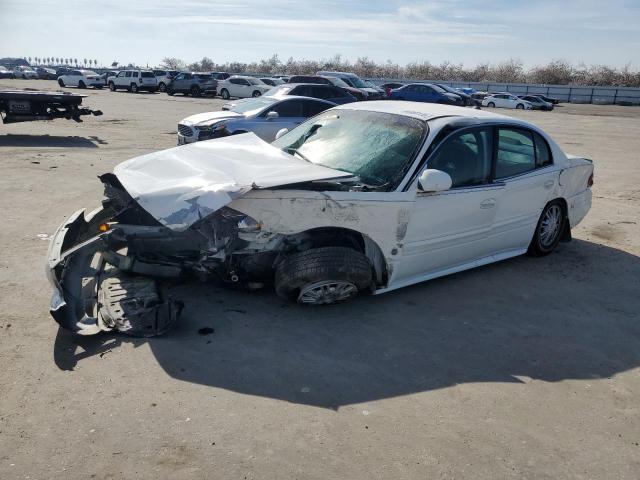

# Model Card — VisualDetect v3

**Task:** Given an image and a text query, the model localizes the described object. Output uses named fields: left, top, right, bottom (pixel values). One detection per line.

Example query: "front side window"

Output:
left=303, top=99, right=332, bottom=117
left=132, top=71, right=139, bottom=78
left=272, top=110, right=426, bottom=190
left=174, top=73, right=185, bottom=80
left=495, top=128, right=535, bottom=178
left=125, top=71, right=132, bottom=78
left=117, top=71, right=125, bottom=77
left=271, top=99, right=304, bottom=117
left=427, top=127, right=493, bottom=188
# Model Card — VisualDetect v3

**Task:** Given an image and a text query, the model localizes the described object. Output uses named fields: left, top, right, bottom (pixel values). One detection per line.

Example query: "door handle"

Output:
left=544, top=180, right=555, bottom=189
left=480, top=198, right=496, bottom=209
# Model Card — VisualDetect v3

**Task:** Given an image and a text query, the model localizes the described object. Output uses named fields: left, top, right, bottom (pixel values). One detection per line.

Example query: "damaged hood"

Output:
left=113, top=133, right=352, bottom=230
left=180, top=110, right=242, bottom=126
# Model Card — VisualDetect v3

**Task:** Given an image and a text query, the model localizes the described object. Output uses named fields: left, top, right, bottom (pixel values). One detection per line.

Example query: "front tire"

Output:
left=190, top=85, right=201, bottom=97
left=487, top=102, right=495, bottom=108
left=159, top=82, right=166, bottom=92
left=252, top=90, right=262, bottom=98
left=516, top=103, right=525, bottom=110
left=528, top=201, right=566, bottom=256
left=220, top=88, right=230, bottom=100
left=78, top=80, right=86, bottom=89
left=109, top=82, right=116, bottom=91
left=131, top=83, right=139, bottom=93
left=275, top=247, right=372, bottom=305
left=58, top=79, right=65, bottom=87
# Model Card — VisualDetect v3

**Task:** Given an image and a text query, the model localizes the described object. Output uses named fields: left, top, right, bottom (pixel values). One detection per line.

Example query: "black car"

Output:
left=435, top=84, right=481, bottom=107
left=0, top=66, right=14, bottom=79
left=288, top=75, right=366, bottom=101
left=534, top=94, right=560, bottom=105
left=35, top=67, right=57, bottom=80
left=269, top=83, right=357, bottom=105
left=520, top=95, right=554, bottom=111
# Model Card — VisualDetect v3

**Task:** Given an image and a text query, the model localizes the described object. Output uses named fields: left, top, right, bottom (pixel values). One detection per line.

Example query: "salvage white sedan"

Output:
left=47, top=102, right=593, bottom=336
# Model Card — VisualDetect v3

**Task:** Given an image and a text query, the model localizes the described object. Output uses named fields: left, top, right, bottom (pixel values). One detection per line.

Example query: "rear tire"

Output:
left=58, top=79, right=65, bottom=87
left=78, top=80, right=86, bottom=89
left=159, top=82, right=166, bottom=92
left=516, top=103, right=524, bottom=110
left=131, top=83, right=138, bottom=93
left=190, top=85, right=201, bottom=97
left=528, top=201, right=566, bottom=256
left=252, top=90, right=262, bottom=97
left=275, top=247, right=372, bottom=305
left=166, top=87, right=174, bottom=96
left=221, top=88, right=230, bottom=100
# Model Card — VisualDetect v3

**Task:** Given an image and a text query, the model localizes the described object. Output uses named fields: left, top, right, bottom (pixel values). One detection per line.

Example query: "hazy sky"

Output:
left=1, top=0, right=638, bottom=68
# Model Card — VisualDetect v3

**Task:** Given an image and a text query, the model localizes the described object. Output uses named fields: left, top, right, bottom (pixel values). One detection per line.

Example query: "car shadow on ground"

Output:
left=53, top=239, right=640, bottom=409
left=0, top=134, right=106, bottom=148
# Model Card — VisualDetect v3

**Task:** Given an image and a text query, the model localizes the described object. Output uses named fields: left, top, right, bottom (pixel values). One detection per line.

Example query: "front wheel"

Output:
left=516, top=103, right=525, bottom=110
left=78, top=80, right=86, bottom=89
left=275, top=247, right=372, bottom=305
left=528, top=201, right=566, bottom=256
left=190, top=85, right=201, bottom=97
left=130, top=83, right=139, bottom=93
left=108, top=82, right=116, bottom=91
left=487, top=102, right=495, bottom=108
left=159, top=82, right=166, bottom=92
left=58, top=79, right=65, bottom=87
left=220, top=88, right=230, bottom=100
left=252, top=90, right=262, bottom=98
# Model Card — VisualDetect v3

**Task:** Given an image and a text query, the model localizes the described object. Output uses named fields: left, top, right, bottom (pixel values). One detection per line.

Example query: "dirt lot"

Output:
left=1, top=79, right=639, bottom=479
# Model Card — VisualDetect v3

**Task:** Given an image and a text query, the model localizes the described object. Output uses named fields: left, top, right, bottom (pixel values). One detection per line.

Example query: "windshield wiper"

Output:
left=285, top=147, right=311, bottom=163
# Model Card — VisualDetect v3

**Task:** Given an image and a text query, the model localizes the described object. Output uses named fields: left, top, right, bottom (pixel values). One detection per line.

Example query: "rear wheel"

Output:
left=131, top=83, right=139, bottom=93
left=516, top=103, right=525, bottom=109
left=190, top=85, right=201, bottom=97
left=252, top=90, right=262, bottom=97
left=58, top=79, right=65, bottom=87
left=159, top=82, right=166, bottom=92
left=275, top=247, right=372, bottom=305
left=221, top=88, right=230, bottom=100
left=487, top=102, right=495, bottom=108
left=108, top=82, right=116, bottom=91
left=528, top=201, right=566, bottom=256
left=166, top=86, right=174, bottom=96
left=78, top=80, right=86, bottom=89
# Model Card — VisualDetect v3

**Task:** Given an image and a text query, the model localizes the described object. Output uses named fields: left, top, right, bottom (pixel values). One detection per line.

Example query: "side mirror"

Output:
left=418, top=169, right=452, bottom=192
left=275, top=128, right=289, bottom=140
left=266, top=111, right=279, bottom=120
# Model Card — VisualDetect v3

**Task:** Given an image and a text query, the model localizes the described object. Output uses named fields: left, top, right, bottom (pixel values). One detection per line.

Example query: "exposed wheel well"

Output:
left=550, top=197, right=572, bottom=242
left=283, top=227, right=388, bottom=287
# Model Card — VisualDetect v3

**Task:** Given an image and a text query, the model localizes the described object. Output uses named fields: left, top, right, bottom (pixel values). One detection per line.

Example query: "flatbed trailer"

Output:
left=0, top=90, right=102, bottom=124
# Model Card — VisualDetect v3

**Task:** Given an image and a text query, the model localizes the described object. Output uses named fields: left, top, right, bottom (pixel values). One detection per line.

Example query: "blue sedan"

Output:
left=388, top=83, right=462, bottom=105
left=177, top=96, right=336, bottom=145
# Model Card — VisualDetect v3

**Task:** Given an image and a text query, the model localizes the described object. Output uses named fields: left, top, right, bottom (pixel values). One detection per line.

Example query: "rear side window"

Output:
left=533, top=132, right=552, bottom=167
left=303, top=100, right=332, bottom=117
left=141, top=71, right=154, bottom=78
left=496, top=128, right=535, bottom=178
left=271, top=100, right=303, bottom=117
left=132, top=71, right=139, bottom=78
left=125, top=71, right=132, bottom=78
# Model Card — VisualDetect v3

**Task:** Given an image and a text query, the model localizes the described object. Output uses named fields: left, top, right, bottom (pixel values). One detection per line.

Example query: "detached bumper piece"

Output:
left=48, top=209, right=183, bottom=337
left=0, top=90, right=103, bottom=123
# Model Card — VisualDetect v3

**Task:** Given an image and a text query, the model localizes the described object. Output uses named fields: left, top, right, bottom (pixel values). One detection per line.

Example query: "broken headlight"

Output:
left=219, top=207, right=261, bottom=233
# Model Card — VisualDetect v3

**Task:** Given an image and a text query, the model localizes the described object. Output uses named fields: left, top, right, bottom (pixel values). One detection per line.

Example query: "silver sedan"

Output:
left=177, top=95, right=336, bottom=145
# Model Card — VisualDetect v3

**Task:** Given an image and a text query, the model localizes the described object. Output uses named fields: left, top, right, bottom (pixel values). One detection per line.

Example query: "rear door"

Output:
left=490, top=126, right=559, bottom=252
left=251, top=99, right=306, bottom=141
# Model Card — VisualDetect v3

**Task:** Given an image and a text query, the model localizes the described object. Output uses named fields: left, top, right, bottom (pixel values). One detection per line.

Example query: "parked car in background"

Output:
left=363, top=79, right=385, bottom=96
left=388, top=83, right=462, bottom=105
left=471, top=91, right=489, bottom=101
left=456, top=87, right=477, bottom=95
left=55, top=67, right=72, bottom=77
left=534, top=94, right=560, bottom=105
left=36, top=67, right=57, bottom=79
left=316, top=71, right=383, bottom=99
left=211, top=72, right=231, bottom=80
left=177, top=95, right=335, bottom=144
left=165, top=72, right=217, bottom=96
left=153, top=69, right=179, bottom=92
left=0, top=66, right=13, bottom=79
left=482, top=93, right=532, bottom=110
left=107, top=70, right=158, bottom=93
left=99, top=70, right=118, bottom=85
left=13, top=66, right=38, bottom=79
left=218, top=76, right=272, bottom=99
left=245, top=83, right=357, bottom=105
left=520, top=95, right=554, bottom=111
left=288, top=75, right=365, bottom=100
left=58, top=69, right=103, bottom=89
left=381, top=82, right=404, bottom=97
left=48, top=101, right=594, bottom=336
left=436, top=84, right=480, bottom=107
left=260, top=77, right=285, bottom=87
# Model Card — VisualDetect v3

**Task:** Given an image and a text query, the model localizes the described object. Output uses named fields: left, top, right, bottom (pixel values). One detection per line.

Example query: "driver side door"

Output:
left=392, top=126, right=504, bottom=284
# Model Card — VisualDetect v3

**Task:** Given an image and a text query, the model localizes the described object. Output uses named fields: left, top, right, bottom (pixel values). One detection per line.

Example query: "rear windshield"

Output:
left=141, top=71, right=155, bottom=78
left=196, top=74, right=212, bottom=81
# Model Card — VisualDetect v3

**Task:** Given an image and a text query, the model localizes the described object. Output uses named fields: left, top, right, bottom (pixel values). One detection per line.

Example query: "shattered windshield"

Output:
left=272, top=109, right=426, bottom=190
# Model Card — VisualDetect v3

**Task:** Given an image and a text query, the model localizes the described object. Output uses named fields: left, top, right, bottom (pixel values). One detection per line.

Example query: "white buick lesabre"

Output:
left=47, top=102, right=593, bottom=336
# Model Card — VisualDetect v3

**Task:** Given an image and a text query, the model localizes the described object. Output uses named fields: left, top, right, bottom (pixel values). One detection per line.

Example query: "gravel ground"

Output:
left=1, top=79, right=639, bottom=480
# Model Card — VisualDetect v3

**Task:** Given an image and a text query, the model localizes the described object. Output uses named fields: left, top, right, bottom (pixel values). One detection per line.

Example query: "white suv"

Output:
left=217, top=76, right=272, bottom=99
left=107, top=70, right=158, bottom=93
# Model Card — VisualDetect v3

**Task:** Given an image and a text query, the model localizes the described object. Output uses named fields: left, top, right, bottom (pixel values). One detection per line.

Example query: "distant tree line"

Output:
left=161, top=54, right=640, bottom=88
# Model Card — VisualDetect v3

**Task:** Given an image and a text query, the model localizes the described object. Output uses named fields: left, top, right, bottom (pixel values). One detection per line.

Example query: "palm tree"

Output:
left=74, top=58, right=78, bottom=67
left=94, top=59, right=98, bottom=68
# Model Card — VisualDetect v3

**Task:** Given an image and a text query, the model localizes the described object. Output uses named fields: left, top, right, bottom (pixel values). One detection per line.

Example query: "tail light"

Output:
left=587, top=173, right=594, bottom=187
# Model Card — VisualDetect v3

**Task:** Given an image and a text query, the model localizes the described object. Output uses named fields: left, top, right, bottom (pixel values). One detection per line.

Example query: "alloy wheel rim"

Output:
left=298, top=281, right=358, bottom=305
left=540, top=205, right=562, bottom=247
